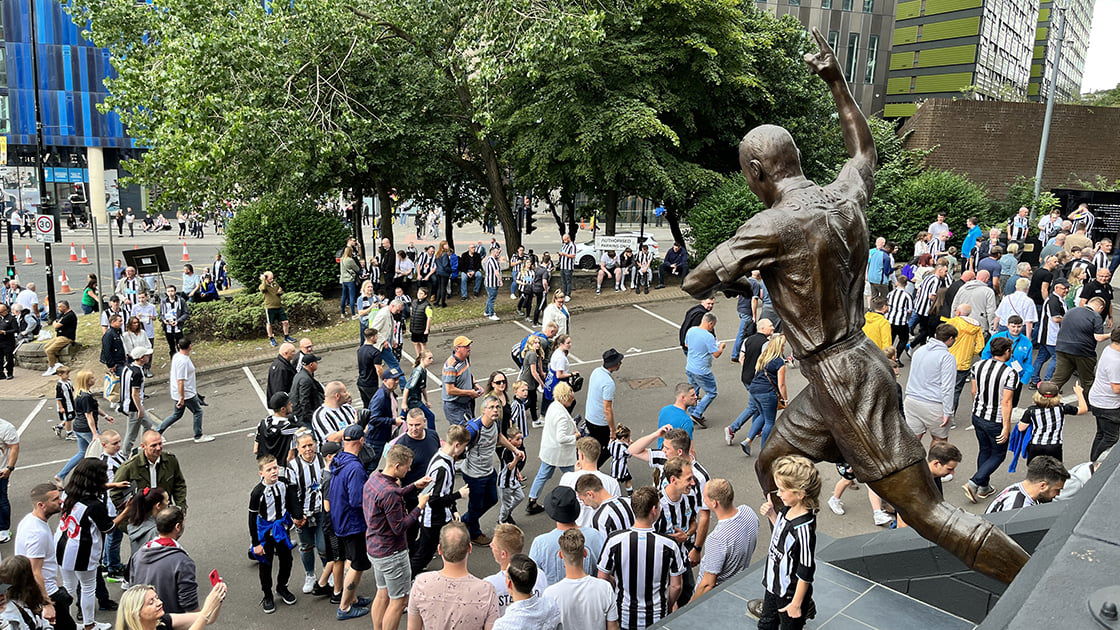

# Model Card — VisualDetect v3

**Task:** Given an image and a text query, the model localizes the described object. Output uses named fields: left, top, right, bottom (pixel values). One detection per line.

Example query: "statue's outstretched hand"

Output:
left=804, top=27, right=843, bottom=83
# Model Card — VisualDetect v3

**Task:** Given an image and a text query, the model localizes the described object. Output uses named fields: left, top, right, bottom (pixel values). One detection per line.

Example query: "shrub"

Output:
left=867, top=168, right=995, bottom=256
left=185, top=291, right=329, bottom=340
left=224, top=195, right=350, bottom=294
left=685, top=175, right=766, bottom=261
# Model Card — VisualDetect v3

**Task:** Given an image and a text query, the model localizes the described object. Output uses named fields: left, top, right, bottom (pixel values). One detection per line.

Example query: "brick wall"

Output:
left=899, top=99, right=1120, bottom=196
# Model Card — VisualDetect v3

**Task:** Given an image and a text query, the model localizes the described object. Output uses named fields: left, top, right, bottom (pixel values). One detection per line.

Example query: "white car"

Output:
left=574, top=232, right=659, bottom=270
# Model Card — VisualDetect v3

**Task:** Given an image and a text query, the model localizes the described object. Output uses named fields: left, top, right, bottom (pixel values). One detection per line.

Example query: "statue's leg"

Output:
left=868, top=462, right=1029, bottom=584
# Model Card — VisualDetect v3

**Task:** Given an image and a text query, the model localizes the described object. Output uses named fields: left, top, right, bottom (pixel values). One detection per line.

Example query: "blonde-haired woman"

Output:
left=115, top=582, right=227, bottom=630
left=738, top=334, right=789, bottom=457
left=540, top=290, right=570, bottom=335
left=55, top=369, right=114, bottom=483
left=525, top=382, right=579, bottom=515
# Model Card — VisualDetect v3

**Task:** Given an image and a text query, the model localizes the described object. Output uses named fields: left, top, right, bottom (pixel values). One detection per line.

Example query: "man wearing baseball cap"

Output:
left=442, top=336, right=482, bottom=426
left=327, top=423, right=373, bottom=620
left=290, top=353, right=324, bottom=428
left=120, top=346, right=155, bottom=453
left=365, top=366, right=405, bottom=471
left=584, top=348, right=624, bottom=466
left=254, top=392, right=301, bottom=463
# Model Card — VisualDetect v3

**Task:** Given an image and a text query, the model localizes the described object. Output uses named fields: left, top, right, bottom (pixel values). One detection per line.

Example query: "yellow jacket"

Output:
left=863, top=312, right=892, bottom=351
left=945, top=315, right=985, bottom=371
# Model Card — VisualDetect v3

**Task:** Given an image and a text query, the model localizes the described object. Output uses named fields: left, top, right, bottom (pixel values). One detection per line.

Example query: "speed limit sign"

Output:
left=35, top=214, right=57, bottom=243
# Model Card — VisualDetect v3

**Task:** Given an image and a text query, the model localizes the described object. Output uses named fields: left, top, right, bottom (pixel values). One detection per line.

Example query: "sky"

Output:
left=1081, top=0, right=1120, bottom=93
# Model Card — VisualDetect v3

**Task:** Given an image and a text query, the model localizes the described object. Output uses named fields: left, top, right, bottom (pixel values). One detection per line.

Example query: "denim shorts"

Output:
left=371, top=548, right=411, bottom=599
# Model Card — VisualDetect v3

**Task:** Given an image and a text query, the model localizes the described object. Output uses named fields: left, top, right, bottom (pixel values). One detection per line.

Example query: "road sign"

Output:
left=34, top=214, right=57, bottom=243
left=594, top=235, right=638, bottom=252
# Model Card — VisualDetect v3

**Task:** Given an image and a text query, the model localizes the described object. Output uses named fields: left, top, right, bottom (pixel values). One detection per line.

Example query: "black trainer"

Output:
left=262, top=595, right=276, bottom=614
left=311, top=583, right=332, bottom=597
left=276, top=586, right=297, bottom=605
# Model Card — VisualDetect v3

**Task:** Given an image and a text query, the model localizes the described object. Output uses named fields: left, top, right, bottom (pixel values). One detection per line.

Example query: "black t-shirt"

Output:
left=157, top=613, right=173, bottom=629
left=740, top=333, right=770, bottom=385
left=356, top=344, right=382, bottom=388
left=1080, top=280, right=1113, bottom=314
left=1055, top=306, right=1104, bottom=357
left=1027, top=268, right=1053, bottom=305
left=74, top=392, right=98, bottom=433
left=57, top=310, right=78, bottom=339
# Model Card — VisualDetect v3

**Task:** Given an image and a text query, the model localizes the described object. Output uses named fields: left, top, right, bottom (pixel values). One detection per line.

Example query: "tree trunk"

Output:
left=546, top=194, right=565, bottom=236
left=666, top=204, right=686, bottom=249
left=604, top=189, right=619, bottom=236
left=443, top=184, right=459, bottom=251
left=375, top=181, right=394, bottom=246
left=351, top=186, right=367, bottom=259
left=561, top=186, right=578, bottom=241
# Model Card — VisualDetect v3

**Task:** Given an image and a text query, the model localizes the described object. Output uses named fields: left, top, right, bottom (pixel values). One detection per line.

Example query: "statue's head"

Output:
left=739, top=124, right=804, bottom=207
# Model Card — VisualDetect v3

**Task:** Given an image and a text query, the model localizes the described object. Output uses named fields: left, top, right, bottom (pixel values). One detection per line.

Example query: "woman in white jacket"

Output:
left=525, top=382, right=579, bottom=515
left=540, top=290, right=570, bottom=335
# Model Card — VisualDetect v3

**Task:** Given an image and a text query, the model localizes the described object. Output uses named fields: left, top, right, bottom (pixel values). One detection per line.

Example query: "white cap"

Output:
left=130, top=347, right=154, bottom=360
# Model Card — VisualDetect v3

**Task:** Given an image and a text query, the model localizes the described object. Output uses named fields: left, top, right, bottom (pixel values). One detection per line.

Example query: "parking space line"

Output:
left=243, top=367, right=267, bottom=411
left=17, top=400, right=47, bottom=437
left=401, top=349, right=440, bottom=383
left=633, top=304, right=678, bottom=330
left=513, top=320, right=583, bottom=362
left=19, top=425, right=256, bottom=470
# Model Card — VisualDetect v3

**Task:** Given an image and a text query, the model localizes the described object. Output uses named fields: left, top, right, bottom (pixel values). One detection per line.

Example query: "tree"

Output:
left=1066, top=83, right=1120, bottom=108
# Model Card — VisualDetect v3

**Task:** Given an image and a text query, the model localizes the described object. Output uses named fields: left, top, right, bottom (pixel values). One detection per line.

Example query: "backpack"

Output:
left=511, top=332, right=546, bottom=367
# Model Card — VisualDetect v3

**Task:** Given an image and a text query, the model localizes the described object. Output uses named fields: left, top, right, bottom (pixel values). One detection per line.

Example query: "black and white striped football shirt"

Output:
left=483, top=256, right=502, bottom=288
left=636, top=250, right=654, bottom=270
left=311, top=403, right=358, bottom=444
left=886, top=287, right=913, bottom=326
left=971, top=358, right=1018, bottom=422
left=1094, top=249, right=1110, bottom=271
left=56, top=499, right=115, bottom=572
left=510, top=399, right=529, bottom=439
left=597, top=527, right=686, bottom=630
left=286, top=454, right=325, bottom=516
left=917, top=274, right=946, bottom=317
left=608, top=440, right=631, bottom=481
left=558, top=242, right=576, bottom=271
left=985, top=482, right=1036, bottom=513
left=416, top=251, right=435, bottom=278
left=762, top=509, right=816, bottom=600
left=1034, top=294, right=1066, bottom=346
left=1023, top=403, right=1077, bottom=446
left=118, top=364, right=145, bottom=414
left=1070, top=259, right=1096, bottom=280
left=422, top=451, right=457, bottom=527
left=497, top=448, right=523, bottom=489
left=656, top=491, right=697, bottom=552
left=591, top=496, right=635, bottom=538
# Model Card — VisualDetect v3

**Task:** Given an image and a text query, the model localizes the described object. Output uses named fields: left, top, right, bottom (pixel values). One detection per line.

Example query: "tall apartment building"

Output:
left=884, top=0, right=1095, bottom=118
left=753, top=0, right=899, bottom=115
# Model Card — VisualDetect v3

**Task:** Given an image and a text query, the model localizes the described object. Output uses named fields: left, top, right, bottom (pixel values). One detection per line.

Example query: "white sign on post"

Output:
left=594, top=235, right=638, bottom=253
left=34, top=214, right=56, bottom=243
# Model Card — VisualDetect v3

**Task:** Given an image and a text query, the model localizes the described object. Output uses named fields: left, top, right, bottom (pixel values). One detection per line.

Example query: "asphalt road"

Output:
left=0, top=295, right=1099, bottom=629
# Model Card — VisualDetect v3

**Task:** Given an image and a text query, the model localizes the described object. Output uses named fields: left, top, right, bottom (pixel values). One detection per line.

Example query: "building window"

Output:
left=828, top=30, right=840, bottom=52
left=0, top=95, right=9, bottom=134
left=0, top=49, right=6, bottom=88
left=863, top=0, right=873, bottom=11
left=789, top=0, right=800, bottom=4
left=865, top=35, right=878, bottom=83
left=845, top=32, right=860, bottom=82
left=822, top=0, right=832, bottom=6
left=842, top=0, right=853, bottom=9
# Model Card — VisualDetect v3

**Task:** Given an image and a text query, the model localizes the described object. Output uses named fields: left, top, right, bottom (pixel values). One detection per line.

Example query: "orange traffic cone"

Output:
left=58, top=271, right=73, bottom=294
left=78, top=246, right=91, bottom=265
left=22, top=245, right=34, bottom=265
left=181, top=242, right=191, bottom=262
left=69, top=243, right=78, bottom=262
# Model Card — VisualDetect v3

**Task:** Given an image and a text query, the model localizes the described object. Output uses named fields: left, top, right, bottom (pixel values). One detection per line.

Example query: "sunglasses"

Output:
left=493, top=380, right=507, bottom=385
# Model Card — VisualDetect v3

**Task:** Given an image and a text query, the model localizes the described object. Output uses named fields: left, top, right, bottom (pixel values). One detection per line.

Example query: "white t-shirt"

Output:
left=15, top=514, right=58, bottom=594
left=15, top=289, right=38, bottom=312
left=543, top=575, right=618, bottom=629
left=549, top=349, right=569, bottom=375
left=0, top=419, right=19, bottom=463
left=558, top=469, right=621, bottom=528
left=1089, top=346, right=1120, bottom=409
left=484, top=569, right=549, bottom=617
left=169, top=353, right=197, bottom=401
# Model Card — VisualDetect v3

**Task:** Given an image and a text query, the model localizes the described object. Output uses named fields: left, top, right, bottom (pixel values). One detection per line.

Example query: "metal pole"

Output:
left=28, top=0, right=57, bottom=321
left=91, top=214, right=105, bottom=305
left=1031, top=3, right=1067, bottom=225
left=3, top=219, right=12, bottom=278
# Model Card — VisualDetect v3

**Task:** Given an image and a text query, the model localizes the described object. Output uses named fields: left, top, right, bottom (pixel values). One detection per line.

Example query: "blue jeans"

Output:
left=461, top=472, right=498, bottom=538
left=686, top=371, right=718, bottom=418
left=969, top=416, right=1005, bottom=490
left=561, top=269, right=573, bottom=297
left=729, top=386, right=755, bottom=433
left=58, top=431, right=93, bottom=479
left=510, top=274, right=519, bottom=298
left=529, top=463, right=573, bottom=500
left=460, top=272, right=482, bottom=298
left=158, top=396, right=205, bottom=439
left=746, top=390, right=778, bottom=448
left=381, top=345, right=401, bottom=372
left=0, top=475, right=9, bottom=531
left=340, top=281, right=358, bottom=315
left=102, top=529, right=124, bottom=573
left=485, top=286, right=498, bottom=316
left=733, top=315, right=753, bottom=361
left=297, top=520, right=326, bottom=575
left=1032, top=344, right=1057, bottom=384
left=80, top=304, right=96, bottom=315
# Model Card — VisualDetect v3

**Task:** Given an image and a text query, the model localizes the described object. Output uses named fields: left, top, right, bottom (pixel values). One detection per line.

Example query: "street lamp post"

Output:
left=1030, top=1, right=1068, bottom=226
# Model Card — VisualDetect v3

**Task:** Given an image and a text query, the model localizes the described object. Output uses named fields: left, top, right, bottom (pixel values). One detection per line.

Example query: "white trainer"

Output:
left=193, top=435, right=216, bottom=443
left=873, top=510, right=893, bottom=526
left=827, top=496, right=845, bottom=515
left=303, top=573, right=316, bottom=594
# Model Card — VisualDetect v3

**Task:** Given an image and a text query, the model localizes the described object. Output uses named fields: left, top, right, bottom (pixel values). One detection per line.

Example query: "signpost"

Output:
left=34, top=214, right=56, bottom=243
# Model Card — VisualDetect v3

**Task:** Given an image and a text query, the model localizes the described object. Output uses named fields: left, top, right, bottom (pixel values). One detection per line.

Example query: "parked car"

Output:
left=574, top=232, right=659, bottom=270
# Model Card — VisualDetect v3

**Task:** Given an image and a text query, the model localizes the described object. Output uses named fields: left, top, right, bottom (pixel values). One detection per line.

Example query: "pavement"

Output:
left=0, top=292, right=1098, bottom=629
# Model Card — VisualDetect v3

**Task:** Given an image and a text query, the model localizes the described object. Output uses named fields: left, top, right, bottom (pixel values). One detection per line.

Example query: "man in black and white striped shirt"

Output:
left=655, top=457, right=699, bottom=606
left=557, top=234, right=576, bottom=299
left=634, top=244, right=655, bottom=294
left=597, top=486, right=685, bottom=630
left=963, top=337, right=1017, bottom=503
left=483, top=247, right=502, bottom=321
left=120, top=347, right=154, bottom=453
left=577, top=474, right=634, bottom=538
left=1094, top=239, right=1112, bottom=272
left=410, top=425, right=470, bottom=576
left=885, top=275, right=913, bottom=363
left=286, top=430, right=328, bottom=593
left=310, top=381, right=358, bottom=445
left=985, top=455, right=1069, bottom=513
left=416, top=246, right=436, bottom=295
left=1031, top=280, right=1068, bottom=387
left=912, top=263, right=949, bottom=348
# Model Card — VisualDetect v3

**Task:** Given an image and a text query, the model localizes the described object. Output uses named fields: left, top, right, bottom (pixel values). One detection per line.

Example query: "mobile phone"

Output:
left=209, top=569, right=222, bottom=586
left=420, top=483, right=436, bottom=497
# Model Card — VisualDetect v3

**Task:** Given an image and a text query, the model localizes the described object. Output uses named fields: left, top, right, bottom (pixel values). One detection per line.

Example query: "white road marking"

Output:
left=401, top=349, right=440, bottom=383
left=632, top=304, right=678, bottom=329
left=17, top=400, right=47, bottom=437
left=20, top=425, right=257, bottom=470
left=243, top=366, right=268, bottom=411
left=513, top=319, right=582, bottom=362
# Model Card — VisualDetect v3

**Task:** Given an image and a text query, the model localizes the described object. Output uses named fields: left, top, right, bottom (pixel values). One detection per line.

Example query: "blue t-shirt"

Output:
left=584, top=366, right=616, bottom=427
left=684, top=326, right=718, bottom=375
left=657, top=404, right=693, bottom=447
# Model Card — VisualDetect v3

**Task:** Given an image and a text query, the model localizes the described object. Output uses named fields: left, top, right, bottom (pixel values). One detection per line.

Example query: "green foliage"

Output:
left=868, top=169, right=994, bottom=255
left=1073, top=175, right=1120, bottom=192
left=185, top=291, right=329, bottom=341
left=1066, top=83, right=1120, bottom=108
left=684, top=175, right=765, bottom=261
left=223, top=196, right=349, bottom=294
left=1002, top=176, right=1059, bottom=217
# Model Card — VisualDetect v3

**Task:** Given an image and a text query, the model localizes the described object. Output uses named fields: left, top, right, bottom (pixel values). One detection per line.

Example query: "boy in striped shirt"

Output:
left=497, top=429, right=526, bottom=525
left=410, top=425, right=471, bottom=577
left=607, top=424, right=633, bottom=495
left=885, top=276, right=912, bottom=363
left=986, top=455, right=1069, bottom=514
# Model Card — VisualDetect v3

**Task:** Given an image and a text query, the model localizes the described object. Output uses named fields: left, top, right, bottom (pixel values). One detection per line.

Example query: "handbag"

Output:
left=569, top=372, right=584, bottom=392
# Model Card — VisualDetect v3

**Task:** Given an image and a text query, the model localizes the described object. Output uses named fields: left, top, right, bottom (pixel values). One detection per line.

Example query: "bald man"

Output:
left=952, top=270, right=998, bottom=333
left=112, top=430, right=188, bottom=510
left=267, top=342, right=298, bottom=401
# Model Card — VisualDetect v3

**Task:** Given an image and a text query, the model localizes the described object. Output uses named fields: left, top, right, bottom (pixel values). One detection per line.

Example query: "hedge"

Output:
left=184, top=291, right=329, bottom=340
